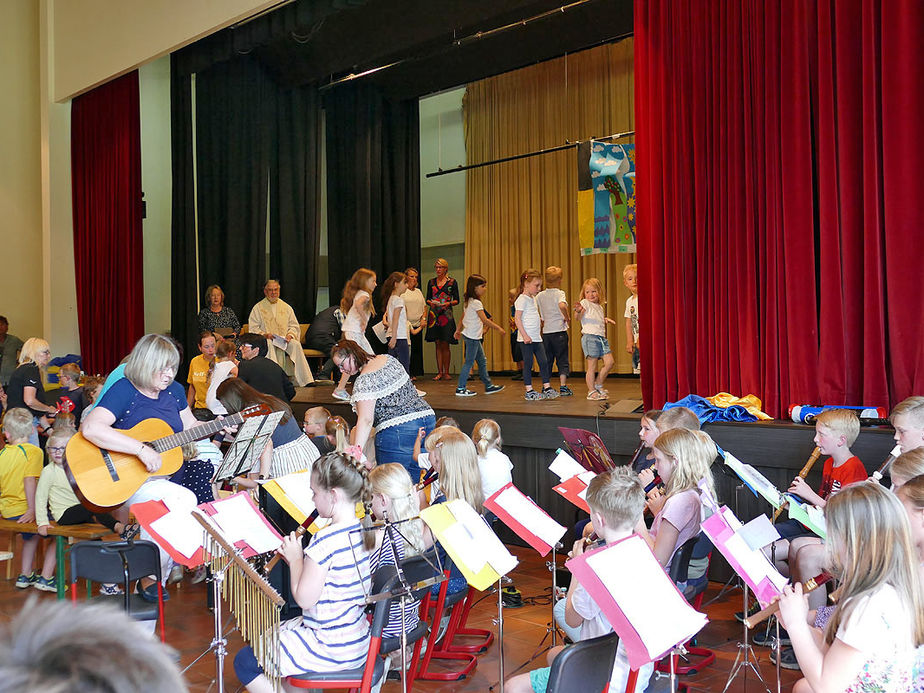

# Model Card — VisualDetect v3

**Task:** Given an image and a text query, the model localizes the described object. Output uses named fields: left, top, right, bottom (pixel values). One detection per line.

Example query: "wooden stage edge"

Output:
left=292, top=374, right=896, bottom=580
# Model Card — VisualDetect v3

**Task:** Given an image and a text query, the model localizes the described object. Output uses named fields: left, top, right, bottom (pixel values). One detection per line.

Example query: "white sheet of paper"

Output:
left=272, top=335, right=288, bottom=349
left=150, top=511, right=204, bottom=559
left=578, top=470, right=597, bottom=485
left=441, top=523, right=487, bottom=573
left=724, top=533, right=787, bottom=593
left=211, top=494, right=281, bottom=554
left=585, top=536, right=707, bottom=659
left=549, top=449, right=587, bottom=480
left=274, top=471, right=316, bottom=517
left=739, top=514, right=781, bottom=551
left=493, top=487, right=567, bottom=548
left=724, top=453, right=783, bottom=507
left=447, top=500, right=518, bottom=576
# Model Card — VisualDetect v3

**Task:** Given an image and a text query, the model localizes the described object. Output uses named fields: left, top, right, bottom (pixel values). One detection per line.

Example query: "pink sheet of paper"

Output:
left=700, top=507, right=782, bottom=607
left=566, top=534, right=707, bottom=671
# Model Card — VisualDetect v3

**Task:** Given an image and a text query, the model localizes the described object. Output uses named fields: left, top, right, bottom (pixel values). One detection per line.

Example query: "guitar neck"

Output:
left=149, top=411, right=244, bottom=453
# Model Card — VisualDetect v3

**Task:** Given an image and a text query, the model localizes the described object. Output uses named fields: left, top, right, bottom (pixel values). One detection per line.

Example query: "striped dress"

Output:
left=278, top=521, right=372, bottom=676
left=371, top=529, right=421, bottom=638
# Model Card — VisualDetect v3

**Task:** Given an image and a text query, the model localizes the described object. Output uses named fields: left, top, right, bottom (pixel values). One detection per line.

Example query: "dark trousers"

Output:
left=542, top=331, right=570, bottom=377
left=389, top=339, right=411, bottom=374
left=521, top=341, right=551, bottom=386
left=409, top=329, right=424, bottom=376
left=57, top=504, right=118, bottom=532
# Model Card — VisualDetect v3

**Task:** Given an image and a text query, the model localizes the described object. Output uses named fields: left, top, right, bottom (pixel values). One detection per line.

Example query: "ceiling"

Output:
left=177, top=0, right=633, bottom=99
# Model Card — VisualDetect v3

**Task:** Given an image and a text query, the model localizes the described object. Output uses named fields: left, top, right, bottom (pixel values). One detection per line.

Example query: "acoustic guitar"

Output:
left=65, top=404, right=271, bottom=511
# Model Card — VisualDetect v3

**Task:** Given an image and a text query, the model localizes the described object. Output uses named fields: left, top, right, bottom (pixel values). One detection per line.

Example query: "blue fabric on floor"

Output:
left=663, top=394, right=758, bottom=424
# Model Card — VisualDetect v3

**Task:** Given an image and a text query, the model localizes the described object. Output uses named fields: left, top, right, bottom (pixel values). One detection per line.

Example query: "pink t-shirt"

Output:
left=650, top=488, right=701, bottom=565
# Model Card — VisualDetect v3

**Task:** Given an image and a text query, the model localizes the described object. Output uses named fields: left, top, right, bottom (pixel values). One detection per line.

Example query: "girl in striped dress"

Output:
left=234, top=452, right=374, bottom=691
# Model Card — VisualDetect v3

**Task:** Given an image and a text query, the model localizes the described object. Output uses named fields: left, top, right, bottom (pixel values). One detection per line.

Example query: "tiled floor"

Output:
left=0, top=543, right=801, bottom=692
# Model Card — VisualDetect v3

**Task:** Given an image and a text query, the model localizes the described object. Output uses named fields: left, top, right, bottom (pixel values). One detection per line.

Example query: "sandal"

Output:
left=119, top=523, right=141, bottom=542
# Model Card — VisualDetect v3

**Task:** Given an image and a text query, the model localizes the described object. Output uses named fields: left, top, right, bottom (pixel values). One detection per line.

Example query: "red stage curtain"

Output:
left=71, top=72, right=145, bottom=374
left=634, top=0, right=923, bottom=418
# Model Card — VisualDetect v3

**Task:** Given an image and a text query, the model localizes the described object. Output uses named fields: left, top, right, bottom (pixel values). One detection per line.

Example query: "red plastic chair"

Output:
left=414, top=571, right=478, bottom=681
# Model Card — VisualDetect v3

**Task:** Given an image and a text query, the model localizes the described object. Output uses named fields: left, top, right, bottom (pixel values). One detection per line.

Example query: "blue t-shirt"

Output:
left=270, top=415, right=302, bottom=447
left=96, top=378, right=188, bottom=432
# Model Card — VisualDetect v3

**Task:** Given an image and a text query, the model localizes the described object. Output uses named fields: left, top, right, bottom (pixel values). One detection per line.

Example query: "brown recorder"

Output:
left=263, top=509, right=320, bottom=574
left=744, top=572, right=833, bottom=629
left=772, top=446, right=821, bottom=522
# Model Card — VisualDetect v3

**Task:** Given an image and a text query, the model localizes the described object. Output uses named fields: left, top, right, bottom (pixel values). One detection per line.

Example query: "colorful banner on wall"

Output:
left=577, top=140, right=636, bottom=254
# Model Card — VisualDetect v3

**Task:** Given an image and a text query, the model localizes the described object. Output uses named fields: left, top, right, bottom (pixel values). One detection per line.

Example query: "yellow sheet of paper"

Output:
left=262, top=473, right=327, bottom=534
left=420, top=503, right=503, bottom=591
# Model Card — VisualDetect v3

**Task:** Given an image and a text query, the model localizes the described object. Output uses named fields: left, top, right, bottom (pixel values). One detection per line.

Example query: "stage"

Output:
left=293, top=374, right=897, bottom=580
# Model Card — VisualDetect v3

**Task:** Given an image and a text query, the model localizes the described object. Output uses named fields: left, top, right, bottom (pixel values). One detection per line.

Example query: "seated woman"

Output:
left=197, top=284, right=241, bottom=337
left=216, top=379, right=320, bottom=483
left=330, top=339, right=435, bottom=480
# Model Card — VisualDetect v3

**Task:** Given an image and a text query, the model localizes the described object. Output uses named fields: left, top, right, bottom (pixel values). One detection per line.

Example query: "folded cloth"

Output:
left=664, top=394, right=759, bottom=424
left=706, top=392, right=772, bottom=420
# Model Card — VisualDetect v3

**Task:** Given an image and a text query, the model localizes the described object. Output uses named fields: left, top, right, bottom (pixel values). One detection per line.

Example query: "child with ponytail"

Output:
left=472, top=418, right=513, bottom=502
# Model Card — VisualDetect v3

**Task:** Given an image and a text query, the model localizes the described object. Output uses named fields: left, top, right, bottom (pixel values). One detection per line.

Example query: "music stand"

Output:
left=213, top=411, right=284, bottom=483
left=558, top=427, right=616, bottom=474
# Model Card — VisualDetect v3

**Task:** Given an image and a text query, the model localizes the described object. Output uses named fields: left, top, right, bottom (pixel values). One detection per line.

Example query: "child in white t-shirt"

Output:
left=382, top=271, right=411, bottom=375
left=573, top=277, right=617, bottom=400
left=536, top=266, right=572, bottom=397
left=515, top=269, right=558, bottom=401
left=453, top=274, right=505, bottom=397
left=623, top=264, right=640, bottom=374
left=471, top=419, right=513, bottom=501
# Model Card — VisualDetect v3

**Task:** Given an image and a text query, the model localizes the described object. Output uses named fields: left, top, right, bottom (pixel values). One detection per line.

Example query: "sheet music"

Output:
left=447, top=500, right=518, bottom=576
left=724, top=452, right=784, bottom=507
left=271, top=335, right=288, bottom=350
left=442, top=523, right=487, bottom=573
left=211, top=494, right=282, bottom=554
left=549, top=449, right=586, bottom=480
left=492, top=486, right=567, bottom=548
left=786, top=495, right=826, bottom=538
left=739, top=514, right=781, bottom=551
left=214, top=411, right=284, bottom=482
left=274, top=471, right=316, bottom=517
left=584, top=536, right=707, bottom=660
left=724, top=533, right=788, bottom=593
left=150, top=511, right=205, bottom=559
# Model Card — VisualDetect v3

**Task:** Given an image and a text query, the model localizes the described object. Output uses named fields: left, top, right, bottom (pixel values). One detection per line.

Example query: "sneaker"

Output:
left=735, top=599, right=761, bottom=623
left=14, top=573, right=36, bottom=589
left=99, top=583, right=124, bottom=596
left=332, top=389, right=350, bottom=401
left=415, top=389, right=427, bottom=397
left=594, top=386, right=609, bottom=397
left=586, top=390, right=607, bottom=400
left=524, top=390, right=543, bottom=401
left=559, top=385, right=574, bottom=396
left=33, top=575, right=57, bottom=593
left=769, top=646, right=801, bottom=670
left=168, top=564, right=185, bottom=584
left=136, top=580, right=168, bottom=603
left=541, top=387, right=560, bottom=400
left=455, top=388, right=476, bottom=397
left=752, top=622, right=791, bottom=647
left=511, top=372, right=523, bottom=381
left=485, top=384, right=505, bottom=395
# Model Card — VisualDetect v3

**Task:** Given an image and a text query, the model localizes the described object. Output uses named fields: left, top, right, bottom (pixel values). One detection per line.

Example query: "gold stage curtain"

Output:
left=464, top=39, right=637, bottom=374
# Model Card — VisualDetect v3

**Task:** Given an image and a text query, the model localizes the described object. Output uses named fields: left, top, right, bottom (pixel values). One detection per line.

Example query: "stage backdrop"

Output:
left=635, top=0, right=924, bottom=417
left=577, top=141, right=637, bottom=255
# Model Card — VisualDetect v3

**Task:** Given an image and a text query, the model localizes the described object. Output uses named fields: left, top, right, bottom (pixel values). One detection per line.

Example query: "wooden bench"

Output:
left=0, top=518, right=113, bottom=600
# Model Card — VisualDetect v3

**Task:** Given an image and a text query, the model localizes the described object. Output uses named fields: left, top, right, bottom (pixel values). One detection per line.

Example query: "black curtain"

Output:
left=325, top=83, right=421, bottom=309
left=195, top=57, right=273, bottom=322
left=270, top=84, right=322, bottom=321
left=169, top=56, right=199, bottom=357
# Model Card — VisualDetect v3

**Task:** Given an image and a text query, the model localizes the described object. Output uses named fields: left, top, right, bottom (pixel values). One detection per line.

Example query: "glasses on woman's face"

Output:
left=47, top=446, right=66, bottom=453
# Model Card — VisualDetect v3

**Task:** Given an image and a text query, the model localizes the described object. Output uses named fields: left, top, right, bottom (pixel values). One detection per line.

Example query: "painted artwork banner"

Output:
left=577, top=140, right=636, bottom=255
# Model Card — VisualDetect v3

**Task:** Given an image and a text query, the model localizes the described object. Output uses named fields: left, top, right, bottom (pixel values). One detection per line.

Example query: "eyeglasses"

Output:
left=47, top=446, right=66, bottom=453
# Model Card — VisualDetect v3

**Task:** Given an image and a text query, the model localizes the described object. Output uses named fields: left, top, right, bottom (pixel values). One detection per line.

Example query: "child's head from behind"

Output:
left=586, top=467, right=645, bottom=535
left=544, top=266, right=563, bottom=287
left=813, top=409, right=860, bottom=454
left=82, top=375, right=105, bottom=404
left=892, top=449, right=924, bottom=489
left=303, top=406, right=331, bottom=437
left=325, top=416, right=350, bottom=452
left=822, top=481, right=924, bottom=645
left=508, top=287, right=519, bottom=304
left=2, top=409, right=33, bottom=443
left=215, top=340, right=236, bottom=361
left=425, top=426, right=484, bottom=511
left=657, top=407, right=701, bottom=433
left=623, top=263, right=638, bottom=295
left=891, top=396, right=924, bottom=453
left=46, top=428, right=75, bottom=467
left=518, top=268, right=542, bottom=296
left=652, top=428, right=716, bottom=497
left=435, top=416, right=459, bottom=429
left=464, top=274, right=488, bottom=302
left=472, top=419, right=502, bottom=457
left=580, top=278, right=604, bottom=304
left=311, top=452, right=371, bottom=514
left=369, top=463, right=415, bottom=521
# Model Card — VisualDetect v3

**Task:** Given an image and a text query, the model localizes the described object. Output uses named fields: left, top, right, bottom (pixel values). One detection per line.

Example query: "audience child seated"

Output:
left=891, top=396, right=924, bottom=454
left=51, top=363, right=86, bottom=424
left=205, top=339, right=238, bottom=416
left=325, top=416, right=350, bottom=453
left=187, top=331, right=217, bottom=420
left=507, top=467, right=652, bottom=693
left=778, top=482, right=923, bottom=693
left=472, top=418, right=513, bottom=503
left=302, top=406, right=333, bottom=454
left=0, top=408, right=56, bottom=592
left=233, top=453, right=374, bottom=692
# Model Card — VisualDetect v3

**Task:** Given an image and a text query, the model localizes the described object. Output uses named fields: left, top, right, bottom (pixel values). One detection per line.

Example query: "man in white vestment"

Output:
left=247, top=279, right=314, bottom=386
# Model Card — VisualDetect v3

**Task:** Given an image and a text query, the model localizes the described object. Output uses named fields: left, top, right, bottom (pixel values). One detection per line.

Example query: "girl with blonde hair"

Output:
left=779, top=482, right=923, bottom=692
left=325, top=416, right=350, bottom=453
left=472, top=419, right=513, bottom=501
left=6, top=337, right=56, bottom=443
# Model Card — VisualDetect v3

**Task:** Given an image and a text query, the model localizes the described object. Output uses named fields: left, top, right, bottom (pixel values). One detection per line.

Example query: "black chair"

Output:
left=69, top=540, right=165, bottom=642
left=547, top=631, right=619, bottom=693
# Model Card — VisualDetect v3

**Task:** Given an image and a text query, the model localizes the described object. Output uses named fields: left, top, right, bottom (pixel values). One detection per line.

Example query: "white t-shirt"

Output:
left=477, top=447, right=513, bottom=500
left=342, top=289, right=371, bottom=334
left=461, top=298, right=485, bottom=340
left=514, top=294, right=542, bottom=342
left=537, top=288, right=568, bottom=334
left=625, top=293, right=639, bottom=343
left=205, top=360, right=237, bottom=415
left=403, top=288, right=426, bottom=328
left=572, top=581, right=653, bottom=692
left=386, top=295, right=408, bottom=339
left=579, top=299, right=606, bottom=336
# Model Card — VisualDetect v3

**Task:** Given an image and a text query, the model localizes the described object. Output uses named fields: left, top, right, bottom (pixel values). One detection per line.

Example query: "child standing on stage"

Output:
left=515, top=269, right=558, bottom=401
left=507, top=467, right=652, bottom=693
left=508, top=287, right=524, bottom=380
left=382, top=271, right=411, bottom=375
left=454, top=274, right=505, bottom=397
left=574, top=277, right=617, bottom=400
left=623, top=263, right=640, bottom=374
left=536, top=266, right=572, bottom=396
left=334, top=268, right=377, bottom=400
left=778, top=482, right=923, bottom=693
left=0, top=408, right=56, bottom=591
left=234, top=452, right=374, bottom=693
